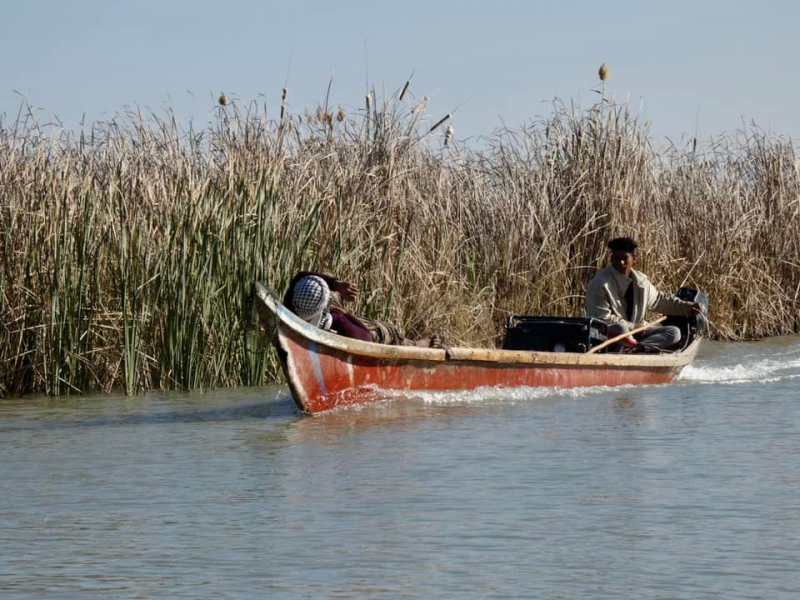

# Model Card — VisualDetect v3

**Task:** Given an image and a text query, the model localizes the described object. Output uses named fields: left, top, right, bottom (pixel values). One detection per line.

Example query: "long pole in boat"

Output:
left=588, top=316, right=668, bottom=354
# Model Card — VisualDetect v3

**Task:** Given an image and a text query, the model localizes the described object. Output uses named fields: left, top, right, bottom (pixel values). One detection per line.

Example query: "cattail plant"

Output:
left=445, top=125, right=453, bottom=147
left=598, top=62, right=610, bottom=106
left=280, top=87, right=288, bottom=121
left=428, top=113, right=451, bottom=134
left=399, top=75, right=412, bottom=101
left=411, top=96, right=428, bottom=114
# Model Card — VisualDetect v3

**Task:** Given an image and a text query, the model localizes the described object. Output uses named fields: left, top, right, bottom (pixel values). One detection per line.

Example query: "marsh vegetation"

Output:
left=2, top=85, right=799, bottom=396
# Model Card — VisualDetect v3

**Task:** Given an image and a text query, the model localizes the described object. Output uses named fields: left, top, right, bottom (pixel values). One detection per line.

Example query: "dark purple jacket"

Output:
left=284, top=271, right=372, bottom=342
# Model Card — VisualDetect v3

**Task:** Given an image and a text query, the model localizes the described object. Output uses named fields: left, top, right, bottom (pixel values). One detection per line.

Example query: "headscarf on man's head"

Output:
left=292, top=275, right=333, bottom=330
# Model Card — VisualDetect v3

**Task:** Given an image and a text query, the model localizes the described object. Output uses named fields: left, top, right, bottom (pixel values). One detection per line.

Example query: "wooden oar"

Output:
left=588, top=316, right=667, bottom=354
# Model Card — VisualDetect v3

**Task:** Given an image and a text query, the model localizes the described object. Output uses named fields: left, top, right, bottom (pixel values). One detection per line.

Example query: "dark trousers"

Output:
left=607, top=323, right=681, bottom=349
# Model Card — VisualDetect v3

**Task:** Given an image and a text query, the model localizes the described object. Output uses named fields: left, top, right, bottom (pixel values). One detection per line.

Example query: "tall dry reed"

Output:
left=1, top=89, right=799, bottom=397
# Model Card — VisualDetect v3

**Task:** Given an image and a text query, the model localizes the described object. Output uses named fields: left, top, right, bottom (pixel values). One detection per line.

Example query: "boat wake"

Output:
left=679, top=360, right=800, bottom=385
left=678, top=340, right=800, bottom=385
left=381, top=383, right=635, bottom=407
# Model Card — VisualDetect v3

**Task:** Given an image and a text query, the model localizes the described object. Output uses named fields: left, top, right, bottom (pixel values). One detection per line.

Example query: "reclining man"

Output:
left=284, top=271, right=440, bottom=348
left=586, top=237, right=703, bottom=351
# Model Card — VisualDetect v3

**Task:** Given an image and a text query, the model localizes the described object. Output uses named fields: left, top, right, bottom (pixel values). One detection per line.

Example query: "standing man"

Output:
left=586, top=237, right=702, bottom=351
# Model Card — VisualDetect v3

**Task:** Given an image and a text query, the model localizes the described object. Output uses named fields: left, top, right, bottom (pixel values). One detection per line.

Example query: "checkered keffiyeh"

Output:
left=292, top=276, right=332, bottom=329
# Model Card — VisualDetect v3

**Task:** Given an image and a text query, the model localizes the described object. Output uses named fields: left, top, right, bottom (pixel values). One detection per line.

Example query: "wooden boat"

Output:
left=253, top=283, right=702, bottom=415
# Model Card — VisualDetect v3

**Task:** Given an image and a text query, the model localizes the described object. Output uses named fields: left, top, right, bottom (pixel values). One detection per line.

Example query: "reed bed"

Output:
left=1, top=88, right=799, bottom=396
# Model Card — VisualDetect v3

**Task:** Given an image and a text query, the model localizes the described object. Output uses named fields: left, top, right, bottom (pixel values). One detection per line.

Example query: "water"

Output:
left=2, top=337, right=800, bottom=599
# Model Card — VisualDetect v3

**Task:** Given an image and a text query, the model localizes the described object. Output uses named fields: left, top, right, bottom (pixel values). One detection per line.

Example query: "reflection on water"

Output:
left=2, top=337, right=800, bottom=599
left=0, top=388, right=296, bottom=433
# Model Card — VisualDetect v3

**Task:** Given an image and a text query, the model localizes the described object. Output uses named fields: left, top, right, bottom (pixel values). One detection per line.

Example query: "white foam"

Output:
left=383, top=383, right=637, bottom=406
left=678, top=357, right=800, bottom=384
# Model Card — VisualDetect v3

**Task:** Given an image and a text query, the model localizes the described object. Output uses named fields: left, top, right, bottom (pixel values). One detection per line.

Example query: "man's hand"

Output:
left=333, top=279, right=359, bottom=302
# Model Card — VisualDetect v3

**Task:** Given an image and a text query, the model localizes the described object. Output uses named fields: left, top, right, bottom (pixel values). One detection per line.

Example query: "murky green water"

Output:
left=2, top=337, right=800, bottom=599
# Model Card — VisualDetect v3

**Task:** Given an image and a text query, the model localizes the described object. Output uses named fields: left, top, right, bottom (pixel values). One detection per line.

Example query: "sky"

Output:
left=3, top=0, right=799, bottom=148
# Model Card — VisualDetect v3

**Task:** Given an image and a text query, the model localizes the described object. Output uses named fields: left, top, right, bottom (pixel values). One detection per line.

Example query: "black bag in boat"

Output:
left=502, top=316, right=608, bottom=353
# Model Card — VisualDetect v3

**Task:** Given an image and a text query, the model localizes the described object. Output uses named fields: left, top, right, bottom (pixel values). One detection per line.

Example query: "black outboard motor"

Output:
left=663, top=287, right=709, bottom=350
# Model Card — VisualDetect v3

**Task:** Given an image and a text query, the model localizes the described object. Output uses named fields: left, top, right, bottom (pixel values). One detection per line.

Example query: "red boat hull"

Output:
left=277, top=321, right=696, bottom=415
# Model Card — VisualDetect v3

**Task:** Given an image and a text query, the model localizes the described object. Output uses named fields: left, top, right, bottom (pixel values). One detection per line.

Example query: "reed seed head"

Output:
left=428, top=113, right=451, bottom=134
left=336, top=107, right=345, bottom=122
left=412, top=96, right=428, bottom=114
left=598, top=62, right=610, bottom=82
left=400, top=78, right=411, bottom=101
left=218, top=92, right=228, bottom=106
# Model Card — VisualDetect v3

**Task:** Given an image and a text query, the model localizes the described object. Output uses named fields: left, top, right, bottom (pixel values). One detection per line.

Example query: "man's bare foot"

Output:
left=415, top=334, right=441, bottom=348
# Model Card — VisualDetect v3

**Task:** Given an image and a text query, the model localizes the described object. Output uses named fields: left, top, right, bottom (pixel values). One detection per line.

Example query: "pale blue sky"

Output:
left=3, top=0, right=798, bottom=146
